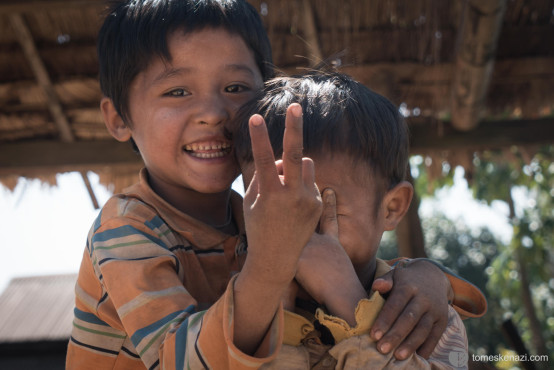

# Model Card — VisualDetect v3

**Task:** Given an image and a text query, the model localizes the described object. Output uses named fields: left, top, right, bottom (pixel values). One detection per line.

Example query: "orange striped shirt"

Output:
left=67, top=168, right=484, bottom=369
left=66, top=169, right=281, bottom=369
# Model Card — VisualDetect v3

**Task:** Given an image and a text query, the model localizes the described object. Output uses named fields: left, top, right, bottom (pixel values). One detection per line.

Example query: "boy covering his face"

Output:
left=233, top=71, right=474, bottom=368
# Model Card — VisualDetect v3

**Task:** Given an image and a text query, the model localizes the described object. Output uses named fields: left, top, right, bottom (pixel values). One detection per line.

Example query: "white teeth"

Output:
left=189, top=151, right=227, bottom=158
left=183, top=142, right=231, bottom=158
left=184, top=142, right=231, bottom=151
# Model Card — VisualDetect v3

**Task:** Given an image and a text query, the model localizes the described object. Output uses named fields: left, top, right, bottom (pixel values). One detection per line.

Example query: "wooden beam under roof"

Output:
left=0, top=140, right=142, bottom=176
left=10, top=14, right=74, bottom=142
left=450, top=0, right=507, bottom=131
left=0, top=118, right=552, bottom=177
left=9, top=13, right=101, bottom=207
left=409, top=117, right=554, bottom=153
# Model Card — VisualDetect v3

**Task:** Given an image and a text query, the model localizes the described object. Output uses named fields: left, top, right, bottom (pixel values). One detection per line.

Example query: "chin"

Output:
left=196, top=178, right=236, bottom=194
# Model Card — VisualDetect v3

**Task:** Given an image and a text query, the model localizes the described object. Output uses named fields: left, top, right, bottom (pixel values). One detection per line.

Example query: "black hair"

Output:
left=233, top=71, right=410, bottom=190
left=97, top=0, right=273, bottom=124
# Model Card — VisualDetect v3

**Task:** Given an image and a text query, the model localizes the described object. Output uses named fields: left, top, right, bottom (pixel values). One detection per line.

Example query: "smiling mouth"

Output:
left=183, top=142, right=232, bottom=158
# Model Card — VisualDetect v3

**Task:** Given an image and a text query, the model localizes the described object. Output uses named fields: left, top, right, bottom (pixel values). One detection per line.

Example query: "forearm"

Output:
left=183, top=274, right=285, bottom=370
left=233, top=266, right=289, bottom=355
left=322, top=277, right=367, bottom=327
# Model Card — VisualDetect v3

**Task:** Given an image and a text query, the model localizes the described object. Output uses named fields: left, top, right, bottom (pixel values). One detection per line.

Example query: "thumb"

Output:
left=319, top=188, right=338, bottom=238
left=372, top=271, right=394, bottom=294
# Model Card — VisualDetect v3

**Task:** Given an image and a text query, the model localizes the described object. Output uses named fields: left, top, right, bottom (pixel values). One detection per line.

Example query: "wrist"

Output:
left=323, top=280, right=366, bottom=327
left=240, top=254, right=297, bottom=290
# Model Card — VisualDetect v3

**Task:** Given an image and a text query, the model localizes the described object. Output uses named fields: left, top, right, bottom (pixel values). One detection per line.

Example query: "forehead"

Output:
left=168, top=27, right=253, bottom=56
left=311, top=152, right=380, bottom=202
left=137, top=27, right=262, bottom=84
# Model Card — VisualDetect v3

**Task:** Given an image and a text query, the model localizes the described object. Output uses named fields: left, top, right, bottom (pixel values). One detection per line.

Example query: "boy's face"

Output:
left=241, top=152, right=387, bottom=281
left=125, top=28, right=263, bottom=198
left=311, top=153, right=385, bottom=279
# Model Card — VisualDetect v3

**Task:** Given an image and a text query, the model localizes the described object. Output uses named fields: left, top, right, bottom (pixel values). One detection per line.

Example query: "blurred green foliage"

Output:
left=379, top=144, right=554, bottom=368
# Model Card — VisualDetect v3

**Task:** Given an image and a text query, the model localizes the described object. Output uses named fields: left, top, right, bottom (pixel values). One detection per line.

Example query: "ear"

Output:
left=101, top=97, right=132, bottom=142
left=382, top=181, right=413, bottom=231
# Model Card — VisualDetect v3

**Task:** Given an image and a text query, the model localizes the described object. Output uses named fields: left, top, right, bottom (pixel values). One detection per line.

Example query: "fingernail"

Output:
left=373, top=330, right=383, bottom=341
left=380, top=342, right=390, bottom=353
left=291, top=104, right=302, bottom=117
left=396, top=349, right=408, bottom=360
left=323, top=189, right=335, bottom=202
left=251, top=115, right=263, bottom=126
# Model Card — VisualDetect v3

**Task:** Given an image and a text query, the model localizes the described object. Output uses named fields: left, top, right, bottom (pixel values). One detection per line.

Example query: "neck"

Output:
left=356, top=258, right=377, bottom=292
left=177, top=189, right=232, bottom=227
left=149, top=178, right=232, bottom=227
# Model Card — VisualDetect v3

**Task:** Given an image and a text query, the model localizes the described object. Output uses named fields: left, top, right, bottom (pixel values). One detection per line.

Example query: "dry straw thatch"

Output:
left=0, top=0, right=553, bottom=195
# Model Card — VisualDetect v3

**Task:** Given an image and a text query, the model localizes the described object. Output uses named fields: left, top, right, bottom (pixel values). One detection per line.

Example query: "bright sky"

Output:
left=0, top=167, right=513, bottom=294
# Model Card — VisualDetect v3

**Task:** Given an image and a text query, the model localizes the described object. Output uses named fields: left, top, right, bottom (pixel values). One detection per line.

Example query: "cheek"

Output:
left=153, top=106, right=184, bottom=126
left=337, top=221, right=359, bottom=258
left=338, top=219, right=377, bottom=262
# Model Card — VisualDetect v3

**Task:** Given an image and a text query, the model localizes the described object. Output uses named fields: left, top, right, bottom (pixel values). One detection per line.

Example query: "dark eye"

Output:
left=166, top=88, right=189, bottom=97
left=225, top=84, right=248, bottom=93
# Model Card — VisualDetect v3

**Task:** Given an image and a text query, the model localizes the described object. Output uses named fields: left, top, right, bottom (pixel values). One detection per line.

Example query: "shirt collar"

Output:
left=123, top=168, right=245, bottom=249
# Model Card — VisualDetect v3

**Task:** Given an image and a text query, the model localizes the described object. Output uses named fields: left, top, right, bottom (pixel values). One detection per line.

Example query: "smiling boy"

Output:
left=66, top=1, right=283, bottom=368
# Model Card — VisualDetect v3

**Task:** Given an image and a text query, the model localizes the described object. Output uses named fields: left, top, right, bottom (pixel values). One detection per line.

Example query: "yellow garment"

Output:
left=315, top=290, right=385, bottom=343
left=283, top=292, right=384, bottom=346
left=283, top=258, right=390, bottom=346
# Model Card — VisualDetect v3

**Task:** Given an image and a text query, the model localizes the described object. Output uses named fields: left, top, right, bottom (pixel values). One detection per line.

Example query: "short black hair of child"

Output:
left=233, top=71, right=410, bottom=191
left=97, top=0, right=273, bottom=125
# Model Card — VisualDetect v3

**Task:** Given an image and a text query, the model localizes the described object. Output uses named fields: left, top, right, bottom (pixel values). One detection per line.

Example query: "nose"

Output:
left=193, top=93, right=231, bottom=126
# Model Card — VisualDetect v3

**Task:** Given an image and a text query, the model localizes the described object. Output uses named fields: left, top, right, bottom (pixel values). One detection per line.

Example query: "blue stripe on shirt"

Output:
left=74, top=307, right=110, bottom=326
left=92, top=224, right=167, bottom=248
left=130, top=305, right=195, bottom=349
left=174, top=316, right=190, bottom=370
left=146, top=215, right=166, bottom=230
left=93, top=210, right=103, bottom=232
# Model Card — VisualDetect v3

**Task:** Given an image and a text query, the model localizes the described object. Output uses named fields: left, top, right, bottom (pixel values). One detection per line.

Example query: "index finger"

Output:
left=282, top=103, right=304, bottom=187
left=249, top=114, right=280, bottom=190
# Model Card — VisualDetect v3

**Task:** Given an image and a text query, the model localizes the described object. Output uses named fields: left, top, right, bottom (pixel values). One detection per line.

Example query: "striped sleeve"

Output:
left=67, top=210, right=197, bottom=369
left=427, top=305, right=469, bottom=369
left=161, top=275, right=284, bottom=369
left=92, top=217, right=193, bottom=368
left=67, top=198, right=283, bottom=370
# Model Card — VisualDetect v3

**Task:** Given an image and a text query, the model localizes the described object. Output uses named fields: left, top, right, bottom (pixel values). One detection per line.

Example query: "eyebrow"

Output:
left=223, top=64, right=258, bottom=77
left=151, top=67, right=191, bottom=86
left=151, top=63, right=258, bottom=85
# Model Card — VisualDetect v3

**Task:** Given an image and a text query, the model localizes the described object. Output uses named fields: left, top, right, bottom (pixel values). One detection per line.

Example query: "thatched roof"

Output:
left=1, top=0, right=553, bottom=199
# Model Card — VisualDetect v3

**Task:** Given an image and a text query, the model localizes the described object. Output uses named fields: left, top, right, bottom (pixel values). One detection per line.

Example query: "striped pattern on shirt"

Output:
left=66, top=169, right=282, bottom=369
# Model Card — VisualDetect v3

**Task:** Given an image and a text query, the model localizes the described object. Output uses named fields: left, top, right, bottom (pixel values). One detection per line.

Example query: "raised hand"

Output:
left=233, top=103, right=322, bottom=354
left=242, top=103, right=322, bottom=285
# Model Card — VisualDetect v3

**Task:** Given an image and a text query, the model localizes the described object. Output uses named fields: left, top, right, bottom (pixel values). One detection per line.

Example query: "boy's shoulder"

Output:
left=93, top=182, right=161, bottom=233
